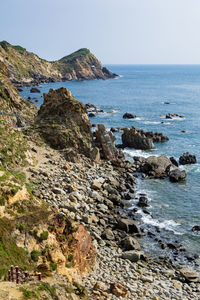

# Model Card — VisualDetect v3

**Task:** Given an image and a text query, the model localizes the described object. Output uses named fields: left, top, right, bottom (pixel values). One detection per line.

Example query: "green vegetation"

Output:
left=0, top=218, right=33, bottom=278
left=39, top=231, right=49, bottom=241
left=50, top=262, right=57, bottom=271
left=59, top=48, right=90, bottom=64
left=68, top=253, right=74, bottom=262
left=38, top=282, right=56, bottom=297
left=0, top=41, right=9, bottom=52
left=66, top=262, right=73, bottom=268
left=30, top=250, right=40, bottom=262
left=11, top=45, right=26, bottom=53
left=20, top=288, right=39, bottom=299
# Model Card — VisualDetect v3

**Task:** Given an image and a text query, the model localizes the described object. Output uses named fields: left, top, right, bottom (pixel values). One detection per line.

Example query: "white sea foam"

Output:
left=141, top=214, right=182, bottom=235
left=123, top=148, right=157, bottom=159
left=142, top=121, right=161, bottom=125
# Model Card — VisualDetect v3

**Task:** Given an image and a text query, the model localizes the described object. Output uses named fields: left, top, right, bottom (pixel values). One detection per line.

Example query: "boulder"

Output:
left=138, top=196, right=149, bottom=207
left=179, top=152, right=197, bottom=165
left=117, top=218, right=140, bottom=234
left=110, top=282, right=128, bottom=297
left=170, top=156, right=179, bottom=167
left=179, top=268, right=199, bottom=282
left=169, top=169, right=186, bottom=182
left=88, top=113, right=95, bottom=117
left=30, top=87, right=40, bottom=93
left=121, top=236, right=141, bottom=251
left=121, top=250, right=144, bottom=262
left=140, top=156, right=172, bottom=178
left=192, top=225, right=200, bottom=232
left=123, top=112, right=137, bottom=119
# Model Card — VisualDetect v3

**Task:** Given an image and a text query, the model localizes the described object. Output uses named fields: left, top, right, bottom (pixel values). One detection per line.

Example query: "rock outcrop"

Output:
left=36, top=87, right=99, bottom=161
left=0, top=41, right=117, bottom=86
left=122, top=126, right=169, bottom=150
left=94, top=124, right=124, bottom=164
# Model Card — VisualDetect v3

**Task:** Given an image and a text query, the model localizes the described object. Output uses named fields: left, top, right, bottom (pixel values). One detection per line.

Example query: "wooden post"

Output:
left=38, top=272, right=41, bottom=281
left=16, top=272, right=20, bottom=284
left=10, top=265, right=14, bottom=282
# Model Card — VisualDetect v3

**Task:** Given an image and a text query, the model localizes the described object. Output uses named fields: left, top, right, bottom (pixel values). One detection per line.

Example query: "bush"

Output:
left=30, top=250, right=40, bottom=262
left=39, top=231, right=48, bottom=241
left=50, top=262, right=57, bottom=271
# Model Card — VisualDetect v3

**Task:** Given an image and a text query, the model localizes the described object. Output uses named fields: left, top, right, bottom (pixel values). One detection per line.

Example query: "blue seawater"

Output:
left=20, top=65, right=200, bottom=257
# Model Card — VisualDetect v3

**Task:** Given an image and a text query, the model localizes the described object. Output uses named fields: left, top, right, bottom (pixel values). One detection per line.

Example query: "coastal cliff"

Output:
left=0, top=41, right=117, bottom=86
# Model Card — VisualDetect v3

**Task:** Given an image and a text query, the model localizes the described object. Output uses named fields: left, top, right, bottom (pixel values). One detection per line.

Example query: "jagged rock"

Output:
left=30, top=87, right=40, bottom=93
left=122, top=127, right=154, bottom=150
left=36, top=87, right=99, bottom=161
left=122, top=126, right=168, bottom=150
left=95, top=124, right=124, bottom=163
left=169, top=169, right=186, bottom=182
left=166, top=113, right=184, bottom=119
left=88, top=113, right=95, bottom=117
left=117, top=218, right=141, bottom=234
left=123, top=112, right=137, bottom=119
left=179, top=152, right=197, bottom=165
left=170, top=156, right=179, bottom=167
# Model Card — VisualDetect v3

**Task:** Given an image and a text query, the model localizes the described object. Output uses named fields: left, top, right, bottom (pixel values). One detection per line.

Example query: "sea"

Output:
left=20, top=65, right=200, bottom=265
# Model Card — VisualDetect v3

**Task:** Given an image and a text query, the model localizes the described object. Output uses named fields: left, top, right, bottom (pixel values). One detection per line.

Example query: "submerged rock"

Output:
left=30, top=87, right=40, bottom=93
left=123, top=112, right=137, bottom=119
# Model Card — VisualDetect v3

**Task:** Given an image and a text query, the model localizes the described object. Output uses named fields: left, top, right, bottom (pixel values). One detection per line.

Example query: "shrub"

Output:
left=39, top=231, right=48, bottom=241
left=30, top=250, right=40, bottom=262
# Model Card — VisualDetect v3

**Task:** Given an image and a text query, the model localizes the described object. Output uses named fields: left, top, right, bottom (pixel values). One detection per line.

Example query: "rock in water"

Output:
left=123, top=112, right=137, bottom=119
left=122, top=126, right=168, bottom=150
left=169, top=169, right=186, bottom=182
left=30, top=87, right=40, bottom=93
left=122, top=127, right=154, bottom=150
left=36, top=87, right=100, bottom=161
left=179, top=152, right=197, bottom=165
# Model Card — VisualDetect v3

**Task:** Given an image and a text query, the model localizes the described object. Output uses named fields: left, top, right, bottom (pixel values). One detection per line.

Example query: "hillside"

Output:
left=0, top=41, right=117, bottom=86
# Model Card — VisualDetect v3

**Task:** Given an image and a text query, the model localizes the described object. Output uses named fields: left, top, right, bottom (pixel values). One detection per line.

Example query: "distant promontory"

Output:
left=0, top=41, right=118, bottom=86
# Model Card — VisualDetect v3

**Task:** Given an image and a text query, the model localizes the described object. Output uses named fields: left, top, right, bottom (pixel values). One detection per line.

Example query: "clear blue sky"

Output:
left=1, top=0, right=200, bottom=64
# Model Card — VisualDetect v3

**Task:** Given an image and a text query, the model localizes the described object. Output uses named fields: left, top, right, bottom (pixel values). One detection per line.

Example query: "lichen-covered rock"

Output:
left=36, top=87, right=99, bottom=161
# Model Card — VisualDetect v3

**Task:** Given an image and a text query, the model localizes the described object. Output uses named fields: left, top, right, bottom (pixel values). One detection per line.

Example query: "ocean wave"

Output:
left=142, top=121, right=161, bottom=125
left=123, top=148, right=157, bottom=159
left=141, top=214, right=182, bottom=235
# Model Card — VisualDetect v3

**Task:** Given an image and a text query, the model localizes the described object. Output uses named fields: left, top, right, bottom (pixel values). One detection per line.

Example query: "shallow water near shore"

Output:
left=20, top=65, right=200, bottom=260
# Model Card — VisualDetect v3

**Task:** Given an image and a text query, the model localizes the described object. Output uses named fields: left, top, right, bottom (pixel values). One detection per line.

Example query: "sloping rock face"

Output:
left=0, top=61, right=38, bottom=127
left=95, top=124, right=124, bottom=164
left=0, top=41, right=117, bottom=86
left=36, top=87, right=99, bottom=161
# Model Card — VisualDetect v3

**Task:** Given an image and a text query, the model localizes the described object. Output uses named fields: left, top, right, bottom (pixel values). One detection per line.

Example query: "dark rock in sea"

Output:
left=92, top=124, right=96, bottom=127
left=17, top=87, right=23, bottom=92
left=169, top=169, right=186, bottom=182
left=137, top=196, right=149, bottom=207
left=123, top=112, right=137, bottom=119
left=122, top=127, right=154, bottom=150
left=179, top=152, right=197, bottom=165
left=30, top=87, right=41, bottom=93
left=164, top=101, right=170, bottom=104
left=85, top=103, right=96, bottom=110
left=170, top=156, right=179, bottom=167
left=122, top=126, right=168, bottom=150
left=166, top=113, right=184, bottom=119
left=88, top=113, right=96, bottom=117
left=110, top=127, right=120, bottom=132
left=117, top=218, right=141, bottom=234
left=139, top=156, right=172, bottom=178
left=192, top=225, right=200, bottom=232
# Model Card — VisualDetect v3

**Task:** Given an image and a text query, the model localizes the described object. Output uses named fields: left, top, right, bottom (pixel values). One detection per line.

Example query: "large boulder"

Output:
left=36, top=87, right=99, bottom=161
left=123, top=112, right=137, bottom=119
left=95, top=124, right=124, bottom=163
left=140, top=156, right=172, bottom=178
left=179, top=152, right=197, bottom=165
left=117, top=218, right=141, bottom=234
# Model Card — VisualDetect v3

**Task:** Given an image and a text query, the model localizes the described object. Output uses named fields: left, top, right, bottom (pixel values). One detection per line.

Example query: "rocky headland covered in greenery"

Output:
left=0, top=44, right=199, bottom=300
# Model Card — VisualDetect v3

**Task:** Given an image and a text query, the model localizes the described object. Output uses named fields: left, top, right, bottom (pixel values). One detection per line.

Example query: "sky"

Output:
left=1, top=0, right=200, bottom=64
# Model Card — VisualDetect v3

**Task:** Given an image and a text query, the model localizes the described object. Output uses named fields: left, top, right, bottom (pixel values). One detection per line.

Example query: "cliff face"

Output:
left=0, top=41, right=117, bottom=86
